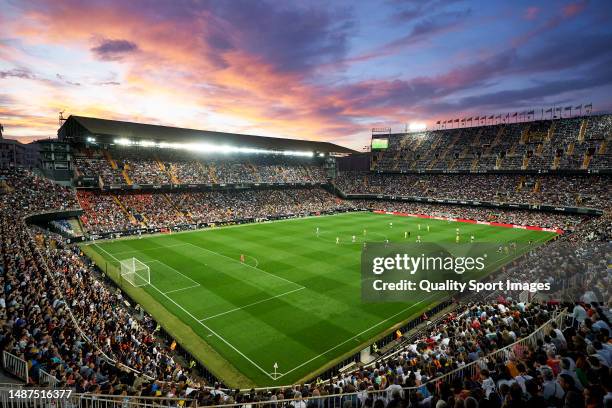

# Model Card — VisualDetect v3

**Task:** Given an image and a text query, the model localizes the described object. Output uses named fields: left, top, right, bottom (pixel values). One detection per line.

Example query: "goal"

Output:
left=120, top=258, right=150, bottom=287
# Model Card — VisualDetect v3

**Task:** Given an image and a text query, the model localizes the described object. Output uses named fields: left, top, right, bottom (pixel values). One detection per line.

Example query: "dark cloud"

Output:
left=385, top=8, right=471, bottom=51
left=332, top=25, right=612, bottom=118
left=206, top=1, right=354, bottom=73
left=56, top=73, right=81, bottom=86
left=91, top=38, right=139, bottom=61
left=0, top=68, right=37, bottom=80
left=346, top=7, right=471, bottom=64
left=456, top=54, right=612, bottom=110
left=391, top=0, right=465, bottom=23
left=95, top=81, right=120, bottom=86
left=0, top=94, right=15, bottom=105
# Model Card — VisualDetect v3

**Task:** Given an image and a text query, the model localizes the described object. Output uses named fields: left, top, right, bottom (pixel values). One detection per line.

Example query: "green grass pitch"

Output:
left=80, top=211, right=557, bottom=387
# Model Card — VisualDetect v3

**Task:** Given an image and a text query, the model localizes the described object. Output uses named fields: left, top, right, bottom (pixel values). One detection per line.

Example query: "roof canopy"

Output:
left=59, top=115, right=354, bottom=154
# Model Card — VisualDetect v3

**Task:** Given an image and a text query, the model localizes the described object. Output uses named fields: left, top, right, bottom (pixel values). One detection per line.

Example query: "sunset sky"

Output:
left=1, top=0, right=611, bottom=149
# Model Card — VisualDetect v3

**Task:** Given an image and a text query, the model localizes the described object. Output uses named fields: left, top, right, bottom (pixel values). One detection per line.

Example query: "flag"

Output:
left=488, top=115, right=494, bottom=120
left=556, top=107, right=562, bottom=111
left=474, top=116, right=479, bottom=121
left=585, top=103, right=592, bottom=108
left=512, top=112, right=518, bottom=117
left=527, top=110, right=534, bottom=115
left=461, top=118, right=466, bottom=122
left=495, top=114, right=501, bottom=119
left=466, top=117, right=472, bottom=121
left=574, top=105, right=582, bottom=110
left=564, top=106, right=571, bottom=111
left=545, top=108, right=552, bottom=113
left=436, top=120, right=440, bottom=124
left=455, top=118, right=460, bottom=122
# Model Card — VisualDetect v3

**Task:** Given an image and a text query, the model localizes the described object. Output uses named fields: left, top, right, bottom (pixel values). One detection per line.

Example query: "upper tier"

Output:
left=371, top=114, right=611, bottom=172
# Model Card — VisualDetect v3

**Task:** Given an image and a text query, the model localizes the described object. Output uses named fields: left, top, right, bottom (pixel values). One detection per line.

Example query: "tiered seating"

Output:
left=335, top=172, right=610, bottom=209
left=81, top=187, right=353, bottom=234
left=76, top=190, right=135, bottom=233
left=120, top=192, right=186, bottom=227
left=0, top=169, right=205, bottom=398
left=73, top=148, right=328, bottom=185
left=373, top=115, right=612, bottom=171
left=1, top=167, right=609, bottom=407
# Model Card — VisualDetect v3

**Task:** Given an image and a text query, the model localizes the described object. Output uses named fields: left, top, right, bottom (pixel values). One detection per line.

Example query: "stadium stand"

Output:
left=77, top=188, right=351, bottom=234
left=1, top=114, right=610, bottom=407
left=73, top=149, right=328, bottom=186
left=371, top=115, right=611, bottom=172
left=335, top=173, right=610, bottom=209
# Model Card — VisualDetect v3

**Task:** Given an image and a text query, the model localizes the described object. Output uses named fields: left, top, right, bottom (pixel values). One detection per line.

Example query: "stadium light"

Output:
left=86, top=136, right=96, bottom=143
left=114, top=138, right=132, bottom=145
left=408, top=122, right=427, bottom=132
left=137, top=140, right=156, bottom=147
left=110, top=139, right=314, bottom=157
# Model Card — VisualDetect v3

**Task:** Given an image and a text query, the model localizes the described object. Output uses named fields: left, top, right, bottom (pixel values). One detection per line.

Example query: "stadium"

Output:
left=1, top=1, right=611, bottom=407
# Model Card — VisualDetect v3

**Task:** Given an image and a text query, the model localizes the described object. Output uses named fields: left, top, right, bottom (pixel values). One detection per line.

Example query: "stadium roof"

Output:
left=59, top=115, right=354, bottom=154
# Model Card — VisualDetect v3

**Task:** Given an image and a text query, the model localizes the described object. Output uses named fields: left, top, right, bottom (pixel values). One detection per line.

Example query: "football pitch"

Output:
left=81, top=211, right=557, bottom=387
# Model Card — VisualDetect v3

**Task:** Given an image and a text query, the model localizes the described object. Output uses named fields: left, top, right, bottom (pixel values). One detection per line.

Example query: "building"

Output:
left=0, top=138, right=38, bottom=169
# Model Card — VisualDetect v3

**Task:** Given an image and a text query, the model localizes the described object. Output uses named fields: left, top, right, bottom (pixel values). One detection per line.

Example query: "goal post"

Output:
left=120, top=258, right=150, bottom=287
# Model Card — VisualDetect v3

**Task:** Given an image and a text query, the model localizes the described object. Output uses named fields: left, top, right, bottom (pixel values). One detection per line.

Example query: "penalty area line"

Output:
left=163, top=283, right=202, bottom=295
left=144, top=259, right=201, bottom=287
left=93, top=243, right=274, bottom=380
left=147, top=282, right=276, bottom=380
left=199, top=287, right=306, bottom=322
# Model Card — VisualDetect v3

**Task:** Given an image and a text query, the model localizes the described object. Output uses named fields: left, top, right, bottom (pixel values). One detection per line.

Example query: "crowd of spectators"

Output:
left=336, top=173, right=610, bottom=209
left=73, top=149, right=328, bottom=186
left=1, top=167, right=610, bottom=407
left=373, top=114, right=611, bottom=172
left=77, top=187, right=594, bottom=235
left=352, top=200, right=586, bottom=231
left=0, top=169, right=203, bottom=399
left=172, top=188, right=349, bottom=223
left=179, top=299, right=611, bottom=408
left=123, top=159, right=172, bottom=185
left=77, top=190, right=136, bottom=234
left=78, top=187, right=352, bottom=234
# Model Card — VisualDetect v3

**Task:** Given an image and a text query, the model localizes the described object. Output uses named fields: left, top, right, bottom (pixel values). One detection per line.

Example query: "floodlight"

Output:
left=408, top=122, right=427, bottom=132
left=114, top=138, right=132, bottom=145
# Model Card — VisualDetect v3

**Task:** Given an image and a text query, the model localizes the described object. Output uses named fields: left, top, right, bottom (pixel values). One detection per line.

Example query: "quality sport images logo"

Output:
left=361, top=242, right=551, bottom=302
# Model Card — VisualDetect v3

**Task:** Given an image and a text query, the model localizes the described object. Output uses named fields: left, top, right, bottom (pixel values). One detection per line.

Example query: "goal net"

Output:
left=120, top=258, right=150, bottom=287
